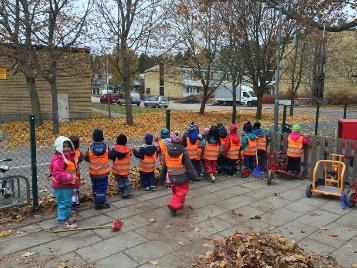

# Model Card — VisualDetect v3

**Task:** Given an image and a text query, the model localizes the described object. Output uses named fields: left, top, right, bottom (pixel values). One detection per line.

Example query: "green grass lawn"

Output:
left=92, top=103, right=161, bottom=115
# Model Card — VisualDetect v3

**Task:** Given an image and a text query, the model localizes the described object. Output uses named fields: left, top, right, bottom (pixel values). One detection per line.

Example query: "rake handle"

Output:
left=50, top=224, right=112, bottom=233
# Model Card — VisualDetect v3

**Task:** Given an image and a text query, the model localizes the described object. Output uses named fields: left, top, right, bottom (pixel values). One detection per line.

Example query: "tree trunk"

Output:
left=25, top=74, right=43, bottom=126
left=50, top=62, right=59, bottom=134
left=256, top=95, right=263, bottom=120
left=290, top=94, right=295, bottom=116
left=199, top=86, right=208, bottom=115
left=122, top=46, right=133, bottom=125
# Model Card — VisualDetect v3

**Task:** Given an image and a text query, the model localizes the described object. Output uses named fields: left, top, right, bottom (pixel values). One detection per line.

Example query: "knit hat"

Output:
left=253, top=122, right=261, bottom=131
left=160, top=128, right=170, bottom=139
left=144, top=133, right=153, bottom=144
left=93, top=128, right=104, bottom=142
left=243, top=121, right=253, bottom=133
left=292, top=124, right=302, bottom=132
left=116, top=134, right=127, bottom=145
left=187, top=122, right=199, bottom=134
left=230, top=124, right=238, bottom=134
left=170, top=131, right=183, bottom=144
left=217, top=123, right=228, bottom=138
left=54, top=136, right=73, bottom=153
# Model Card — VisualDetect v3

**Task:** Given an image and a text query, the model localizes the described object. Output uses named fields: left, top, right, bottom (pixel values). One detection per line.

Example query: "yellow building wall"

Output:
left=144, top=64, right=184, bottom=98
left=280, top=30, right=357, bottom=97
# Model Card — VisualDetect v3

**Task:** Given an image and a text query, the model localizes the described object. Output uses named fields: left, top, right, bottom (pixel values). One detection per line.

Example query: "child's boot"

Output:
left=168, top=205, right=177, bottom=217
left=95, top=202, right=111, bottom=210
left=209, top=174, right=216, bottom=183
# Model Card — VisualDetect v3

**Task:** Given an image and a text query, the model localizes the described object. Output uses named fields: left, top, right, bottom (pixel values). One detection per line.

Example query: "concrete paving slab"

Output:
left=216, top=206, right=265, bottom=225
left=216, top=195, right=256, bottom=211
left=260, top=207, right=303, bottom=226
left=213, top=185, right=252, bottom=199
left=295, top=209, right=341, bottom=227
left=332, top=237, right=357, bottom=267
left=319, top=200, right=351, bottom=215
left=189, top=205, right=228, bottom=224
left=299, top=238, right=336, bottom=255
left=278, top=221, right=319, bottom=241
left=250, top=196, right=290, bottom=212
left=284, top=197, right=328, bottom=214
left=138, top=254, right=185, bottom=268
left=124, top=240, right=175, bottom=265
left=76, top=231, right=147, bottom=263
left=240, top=180, right=266, bottom=190
left=95, top=252, right=139, bottom=268
left=185, top=192, right=226, bottom=209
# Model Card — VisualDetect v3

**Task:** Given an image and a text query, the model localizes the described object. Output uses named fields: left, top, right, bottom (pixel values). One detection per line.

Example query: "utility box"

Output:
left=338, top=119, right=357, bottom=140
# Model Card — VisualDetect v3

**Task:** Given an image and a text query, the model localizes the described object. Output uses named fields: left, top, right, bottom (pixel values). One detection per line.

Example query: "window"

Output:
left=149, top=96, right=158, bottom=101
left=161, top=96, right=168, bottom=101
left=249, top=91, right=256, bottom=97
left=243, top=92, right=248, bottom=97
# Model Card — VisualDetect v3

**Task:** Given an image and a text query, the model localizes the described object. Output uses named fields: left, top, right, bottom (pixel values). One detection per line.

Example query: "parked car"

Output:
left=144, top=96, right=169, bottom=108
left=100, top=93, right=120, bottom=104
left=118, top=92, right=141, bottom=106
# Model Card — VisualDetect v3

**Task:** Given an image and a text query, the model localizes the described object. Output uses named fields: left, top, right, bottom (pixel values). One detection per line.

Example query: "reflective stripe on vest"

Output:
left=158, top=140, right=167, bottom=165
left=243, top=136, right=257, bottom=156
left=203, top=143, right=219, bottom=160
left=256, top=136, right=267, bottom=151
left=196, top=147, right=203, bottom=160
left=186, top=137, right=199, bottom=160
left=138, top=154, right=157, bottom=172
left=227, top=142, right=241, bottom=160
left=165, top=153, right=185, bottom=176
left=112, top=151, right=130, bottom=176
left=287, top=136, right=303, bottom=157
left=88, top=149, right=110, bottom=176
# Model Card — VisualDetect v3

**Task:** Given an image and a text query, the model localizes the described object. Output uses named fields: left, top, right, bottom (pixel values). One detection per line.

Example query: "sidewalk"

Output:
left=1, top=175, right=356, bottom=267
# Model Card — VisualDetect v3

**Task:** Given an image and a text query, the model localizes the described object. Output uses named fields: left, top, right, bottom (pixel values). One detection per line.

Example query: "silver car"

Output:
left=144, top=96, right=169, bottom=108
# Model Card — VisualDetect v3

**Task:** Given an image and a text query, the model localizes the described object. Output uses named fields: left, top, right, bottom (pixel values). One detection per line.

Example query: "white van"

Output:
left=214, top=84, right=258, bottom=106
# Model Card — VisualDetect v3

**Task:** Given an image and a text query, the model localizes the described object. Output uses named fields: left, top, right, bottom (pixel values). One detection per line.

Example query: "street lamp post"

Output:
left=274, top=0, right=283, bottom=133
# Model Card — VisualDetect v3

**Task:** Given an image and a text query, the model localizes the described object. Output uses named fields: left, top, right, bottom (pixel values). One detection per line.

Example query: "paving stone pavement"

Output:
left=1, top=175, right=357, bottom=267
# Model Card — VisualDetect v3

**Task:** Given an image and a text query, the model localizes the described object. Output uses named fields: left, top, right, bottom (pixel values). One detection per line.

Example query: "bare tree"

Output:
left=32, top=0, right=92, bottom=133
left=168, top=0, right=225, bottom=114
left=0, top=0, right=43, bottom=125
left=95, top=0, right=164, bottom=125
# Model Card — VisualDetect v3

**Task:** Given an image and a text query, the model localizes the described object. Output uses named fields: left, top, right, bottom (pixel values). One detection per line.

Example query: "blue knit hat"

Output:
left=144, top=133, right=153, bottom=144
left=160, top=128, right=170, bottom=139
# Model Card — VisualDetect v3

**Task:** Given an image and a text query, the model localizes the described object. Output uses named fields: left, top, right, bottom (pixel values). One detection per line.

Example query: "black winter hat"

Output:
left=253, top=122, right=261, bottom=131
left=217, top=123, right=228, bottom=138
left=243, top=121, right=253, bottom=133
left=93, top=128, right=104, bottom=142
left=116, top=134, right=127, bottom=145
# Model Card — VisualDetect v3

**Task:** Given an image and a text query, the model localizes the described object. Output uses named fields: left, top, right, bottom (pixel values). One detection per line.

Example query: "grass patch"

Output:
left=92, top=103, right=161, bottom=115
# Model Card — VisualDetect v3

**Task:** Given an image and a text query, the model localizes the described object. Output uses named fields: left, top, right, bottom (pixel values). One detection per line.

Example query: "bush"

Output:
left=174, top=95, right=201, bottom=104
left=325, top=91, right=357, bottom=104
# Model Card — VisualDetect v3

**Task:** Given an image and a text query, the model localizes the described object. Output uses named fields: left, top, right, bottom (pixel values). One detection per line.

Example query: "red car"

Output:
left=100, top=93, right=120, bottom=104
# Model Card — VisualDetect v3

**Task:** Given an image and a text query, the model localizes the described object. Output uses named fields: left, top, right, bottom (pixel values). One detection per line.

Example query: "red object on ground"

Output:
left=168, top=182, right=189, bottom=210
left=338, top=119, right=357, bottom=150
left=112, top=218, right=122, bottom=232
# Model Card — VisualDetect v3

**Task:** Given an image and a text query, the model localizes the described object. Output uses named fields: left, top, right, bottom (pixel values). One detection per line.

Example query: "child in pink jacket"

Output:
left=49, top=136, right=80, bottom=230
left=287, top=125, right=310, bottom=174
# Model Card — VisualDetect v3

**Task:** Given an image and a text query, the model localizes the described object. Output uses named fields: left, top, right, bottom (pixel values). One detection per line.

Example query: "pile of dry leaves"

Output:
left=191, top=232, right=338, bottom=268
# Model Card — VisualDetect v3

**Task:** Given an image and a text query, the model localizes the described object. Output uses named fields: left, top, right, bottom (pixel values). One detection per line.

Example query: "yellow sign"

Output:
left=0, top=67, right=7, bottom=80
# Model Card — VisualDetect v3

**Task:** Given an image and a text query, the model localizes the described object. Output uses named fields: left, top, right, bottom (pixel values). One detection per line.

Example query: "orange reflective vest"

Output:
left=165, top=152, right=186, bottom=176
left=112, top=147, right=131, bottom=176
left=220, top=137, right=227, bottom=148
left=227, top=140, right=241, bottom=160
left=186, top=137, right=199, bottom=160
left=256, top=136, right=267, bottom=151
left=243, top=136, right=257, bottom=156
left=203, top=143, right=219, bottom=161
left=88, top=148, right=110, bottom=176
left=138, top=153, right=157, bottom=173
left=196, top=147, right=203, bottom=160
left=53, top=157, right=78, bottom=185
left=287, top=136, right=303, bottom=158
left=158, top=139, right=167, bottom=165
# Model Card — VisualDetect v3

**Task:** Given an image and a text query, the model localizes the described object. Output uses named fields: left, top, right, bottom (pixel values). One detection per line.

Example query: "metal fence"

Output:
left=0, top=102, right=356, bottom=212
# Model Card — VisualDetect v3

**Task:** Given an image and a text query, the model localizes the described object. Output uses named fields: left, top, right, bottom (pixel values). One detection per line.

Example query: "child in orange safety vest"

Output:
left=217, top=123, right=228, bottom=174
left=85, top=129, right=111, bottom=210
left=222, top=124, right=241, bottom=175
left=109, top=134, right=133, bottom=198
left=133, top=133, right=158, bottom=191
left=201, top=125, right=220, bottom=183
left=157, top=128, right=171, bottom=188
left=166, top=131, right=198, bottom=216
left=252, top=122, right=271, bottom=171
left=182, top=122, right=201, bottom=180
left=69, top=136, right=84, bottom=210
left=241, top=121, right=257, bottom=173
left=287, top=124, right=310, bottom=174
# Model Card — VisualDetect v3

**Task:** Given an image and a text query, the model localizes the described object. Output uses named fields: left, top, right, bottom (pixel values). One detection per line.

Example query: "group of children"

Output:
left=50, top=122, right=308, bottom=229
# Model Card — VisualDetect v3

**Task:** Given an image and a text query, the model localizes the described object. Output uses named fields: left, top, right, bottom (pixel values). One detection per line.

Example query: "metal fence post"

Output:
left=165, top=109, right=170, bottom=131
left=29, top=115, right=39, bottom=211
left=343, top=100, right=347, bottom=119
left=315, top=101, right=320, bottom=136
left=282, top=105, right=287, bottom=128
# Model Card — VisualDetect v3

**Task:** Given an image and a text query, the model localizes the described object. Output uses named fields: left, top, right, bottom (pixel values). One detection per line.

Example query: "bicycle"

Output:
left=0, top=158, right=13, bottom=198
